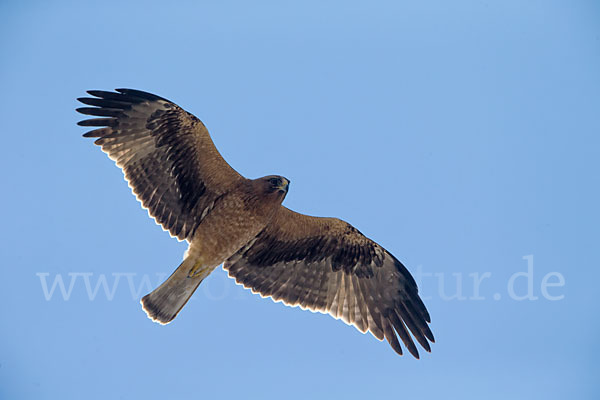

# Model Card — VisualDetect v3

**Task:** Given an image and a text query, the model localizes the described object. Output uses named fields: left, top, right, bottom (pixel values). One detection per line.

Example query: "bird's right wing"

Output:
left=77, top=89, right=244, bottom=241
left=224, top=206, right=434, bottom=358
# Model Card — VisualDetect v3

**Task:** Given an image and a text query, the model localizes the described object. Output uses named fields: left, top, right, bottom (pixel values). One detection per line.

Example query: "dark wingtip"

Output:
left=383, top=321, right=405, bottom=357
left=80, top=88, right=170, bottom=105
left=116, top=88, right=170, bottom=102
left=86, top=89, right=106, bottom=96
left=76, top=118, right=115, bottom=127
left=425, top=329, right=435, bottom=343
left=405, top=337, right=420, bottom=359
left=76, top=107, right=121, bottom=117
left=82, top=130, right=100, bottom=137
left=85, top=89, right=132, bottom=102
left=408, top=344, right=420, bottom=359
left=423, top=310, right=431, bottom=323
left=75, top=107, right=90, bottom=114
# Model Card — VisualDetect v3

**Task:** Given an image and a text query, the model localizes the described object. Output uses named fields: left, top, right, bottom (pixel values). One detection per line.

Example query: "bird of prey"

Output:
left=77, top=88, right=434, bottom=358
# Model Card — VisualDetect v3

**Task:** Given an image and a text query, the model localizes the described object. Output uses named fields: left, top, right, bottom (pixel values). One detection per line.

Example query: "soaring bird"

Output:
left=77, top=89, right=434, bottom=358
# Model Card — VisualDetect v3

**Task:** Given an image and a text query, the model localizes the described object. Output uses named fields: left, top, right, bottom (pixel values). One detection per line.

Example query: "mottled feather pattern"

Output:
left=77, top=89, right=243, bottom=241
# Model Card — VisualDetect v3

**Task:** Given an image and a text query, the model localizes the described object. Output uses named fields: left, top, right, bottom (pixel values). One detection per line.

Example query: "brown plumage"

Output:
left=77, top=88, right=434, bottom=358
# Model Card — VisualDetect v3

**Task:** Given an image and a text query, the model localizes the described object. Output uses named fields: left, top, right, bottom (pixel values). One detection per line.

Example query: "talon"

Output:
left=188, top=262, right=207, bottom=278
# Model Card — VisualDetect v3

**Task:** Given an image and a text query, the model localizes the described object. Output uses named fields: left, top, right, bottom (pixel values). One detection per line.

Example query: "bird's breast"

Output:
left=187, top=193, right=277, bottom=266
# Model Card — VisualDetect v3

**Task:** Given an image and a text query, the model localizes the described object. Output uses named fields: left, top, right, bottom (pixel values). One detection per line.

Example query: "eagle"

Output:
left=77, top=89, right=434, bottom=358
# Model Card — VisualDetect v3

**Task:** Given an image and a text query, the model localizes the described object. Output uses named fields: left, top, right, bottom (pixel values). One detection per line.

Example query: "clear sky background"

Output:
left=1, top=1, right=599, bottom=399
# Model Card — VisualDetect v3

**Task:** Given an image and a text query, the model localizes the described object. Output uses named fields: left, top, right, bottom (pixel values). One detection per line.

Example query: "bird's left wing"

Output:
left=224, top=206, right=434, bottom=358
left=77, top=89, right=244, bottom=241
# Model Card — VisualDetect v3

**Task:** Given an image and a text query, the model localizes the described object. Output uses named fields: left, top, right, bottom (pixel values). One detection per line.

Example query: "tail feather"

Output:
left=141, top=258, right=209, bottom=324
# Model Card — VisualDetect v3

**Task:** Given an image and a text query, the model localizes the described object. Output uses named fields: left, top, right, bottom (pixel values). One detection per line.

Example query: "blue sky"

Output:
left=1, top=1, right=599, bottom=399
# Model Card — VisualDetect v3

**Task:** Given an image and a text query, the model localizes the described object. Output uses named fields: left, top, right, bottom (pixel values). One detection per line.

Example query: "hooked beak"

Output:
left=278, top=177, right=290, bottom=194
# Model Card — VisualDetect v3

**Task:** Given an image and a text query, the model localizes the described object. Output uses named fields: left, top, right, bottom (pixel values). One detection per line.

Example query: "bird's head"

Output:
left=259, top=175, right=290, bottom=201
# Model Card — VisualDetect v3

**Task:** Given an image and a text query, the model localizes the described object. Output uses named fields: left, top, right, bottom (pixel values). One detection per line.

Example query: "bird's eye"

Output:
left=269, top=178, right=279, bottom=186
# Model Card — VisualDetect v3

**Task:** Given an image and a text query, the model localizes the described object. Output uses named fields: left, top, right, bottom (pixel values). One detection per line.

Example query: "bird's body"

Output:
left=187, top=178, right=285, bottom=269
left=77, top=88, right=434, bottom=358
left=142, top=177, right=289, bottom=323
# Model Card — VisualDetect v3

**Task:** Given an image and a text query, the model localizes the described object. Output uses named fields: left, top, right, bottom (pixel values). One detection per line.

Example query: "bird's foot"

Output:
left=188, top=262, right=209, bottom=278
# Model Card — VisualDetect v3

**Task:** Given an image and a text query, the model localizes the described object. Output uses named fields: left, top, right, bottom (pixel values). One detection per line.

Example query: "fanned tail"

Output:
left=141, top=257, right=210, bottom=324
